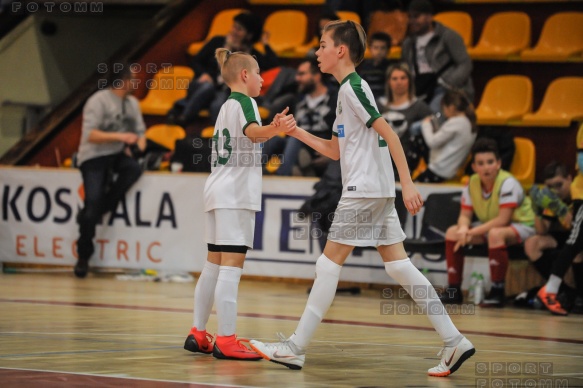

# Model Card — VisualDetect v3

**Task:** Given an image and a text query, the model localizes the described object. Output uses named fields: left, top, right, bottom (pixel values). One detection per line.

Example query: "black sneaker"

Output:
left=440, top=286, right=463, bottom=304
left=74, top=258, right=89, bottom=278
left=571, top=296, right=583, bottom=314
left=480, top=287, right=505, bottom=308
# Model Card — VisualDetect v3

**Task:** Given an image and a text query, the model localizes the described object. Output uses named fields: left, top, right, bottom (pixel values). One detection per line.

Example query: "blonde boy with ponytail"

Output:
left=184, top=48, right=294, bottom=360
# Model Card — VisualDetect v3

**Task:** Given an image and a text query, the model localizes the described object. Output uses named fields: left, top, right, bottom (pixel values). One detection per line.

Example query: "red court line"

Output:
left=2, top=298, right=583, bottom=346
left=0, top=367, right=233, bottom=387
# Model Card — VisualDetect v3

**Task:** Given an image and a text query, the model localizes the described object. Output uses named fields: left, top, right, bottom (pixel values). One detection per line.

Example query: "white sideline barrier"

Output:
left=0, top=167, right=488, bottom=287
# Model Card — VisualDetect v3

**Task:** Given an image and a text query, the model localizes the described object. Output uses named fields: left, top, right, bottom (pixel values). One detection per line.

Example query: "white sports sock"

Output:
left=546, top=274, right=562, bottom=295
left=193, top=261, right=220, bottom=330
left=215, top=266, right=242, bottom=337
left=385, top=258, right=462, bottom=347
left=289, top=254, right=342, bottom=352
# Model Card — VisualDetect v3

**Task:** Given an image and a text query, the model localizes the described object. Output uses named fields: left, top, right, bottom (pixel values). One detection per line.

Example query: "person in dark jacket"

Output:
left=401, top=0, right=473, bottom=113
left=168, top=11, right=279, bottom=125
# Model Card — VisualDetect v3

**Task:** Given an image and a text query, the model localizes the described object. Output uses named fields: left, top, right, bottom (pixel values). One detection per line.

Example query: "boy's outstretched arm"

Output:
left=245, top=107, right=293, bottom=143
left=285, top=120, right=340, bottom=160
left=371, top=117, right=423, bottom=215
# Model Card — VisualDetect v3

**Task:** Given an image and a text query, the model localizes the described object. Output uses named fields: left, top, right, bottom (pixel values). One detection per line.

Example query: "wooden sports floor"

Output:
left=1, top=272, right=582, bottom=388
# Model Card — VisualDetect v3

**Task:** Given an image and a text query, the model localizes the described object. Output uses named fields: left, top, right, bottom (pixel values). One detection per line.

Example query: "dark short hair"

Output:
left=471, top=138, right=500, bottom=162
left=234, top=11, right=264, bottom=44
left=107, top=61, right=134, bottom=86
left=542, top=161, right=569, bottom=181
left=301, top=57, right=320, bottom=75
left=369, top=32, right=392, bottom=49
left=408, top=0, right=433, bottom=15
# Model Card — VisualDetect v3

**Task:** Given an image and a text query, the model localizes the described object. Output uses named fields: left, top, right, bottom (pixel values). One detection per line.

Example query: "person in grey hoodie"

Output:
left=401, top=0, right=474, bottom=113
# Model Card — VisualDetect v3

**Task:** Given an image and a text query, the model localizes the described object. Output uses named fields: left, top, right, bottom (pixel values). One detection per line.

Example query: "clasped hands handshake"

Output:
left=270, top=107, right=297, bottom=135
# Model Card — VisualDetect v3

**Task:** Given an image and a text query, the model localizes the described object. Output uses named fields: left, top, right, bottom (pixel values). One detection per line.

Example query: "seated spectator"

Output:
left=408, top=89, right=477, bottom=183
left=167, top=11, right=279, bottom=126
left=537, top=129, right=583, bottom=315
left=525, top=162, right=575, bottom=280
left=442, top=138, right=535, bottom=307
left=304, top=8, right=340, bottom=59
left=401, top=0, right=473, bottom=113
left=262, top=58, right=337, bottom=176
left=379, top=63, right=432, bottom=148
left=357, top=32, right=392, bottom=101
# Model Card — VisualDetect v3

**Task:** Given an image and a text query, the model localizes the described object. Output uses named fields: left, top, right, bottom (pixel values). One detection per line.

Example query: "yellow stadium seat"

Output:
left=294, top=37, right=319, bottom=57
left=336, top=11, right=361, bottom=25
left=519, top=77, right=583, bottom=127
left=434, top=11, right=473, bottom=47
left=201, top=126, right=214, bottom=138
left=510, top=137, right=535, bottom=190
left=247, top=0, right=324, bottom=3
left=468, top=12, right=530, bottom=60
left=367, top=10, right=408, bottom=48
left=264, top=10, right=308, bottom=55
left=475, top=75, right=533, bottom=125
left=265, top=155, right=282, bottom=174
left=139, top=66, right=194, bottom=116
left=294, top=11, right=360, bottom=57
left=187, top=9, right=244, bottom=56
left=145, top=124, right=186, bottom=151
left=521, top=12, right=583, bottom=62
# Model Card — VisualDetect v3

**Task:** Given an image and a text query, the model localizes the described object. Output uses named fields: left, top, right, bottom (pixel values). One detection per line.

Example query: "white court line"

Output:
left=0, top=366, right=255, bottom=388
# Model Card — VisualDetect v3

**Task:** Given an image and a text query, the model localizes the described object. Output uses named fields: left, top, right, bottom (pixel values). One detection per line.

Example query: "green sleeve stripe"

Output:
left=229, top=92, right=259, bottom=133
left=349, top=76, right=381, bottom=128
left=332, top=131, right=339, bottom=137
left=242, top=120, right=259, bottom=135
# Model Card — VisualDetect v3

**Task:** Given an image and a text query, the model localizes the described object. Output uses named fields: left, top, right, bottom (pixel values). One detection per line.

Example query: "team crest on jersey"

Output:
left=337, top=124, right=345, bottom=138
left=338, top=101, right=342, bottom=115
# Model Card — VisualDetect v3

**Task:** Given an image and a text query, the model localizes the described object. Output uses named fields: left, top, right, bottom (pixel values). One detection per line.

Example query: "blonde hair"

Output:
left=215, top=48, right=258, bottom=86
left=322, top=20, right=367, bottom=66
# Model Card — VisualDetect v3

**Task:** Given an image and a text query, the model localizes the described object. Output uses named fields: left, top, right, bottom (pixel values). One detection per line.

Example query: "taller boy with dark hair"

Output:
left=250, top=20, right=475, bottom=377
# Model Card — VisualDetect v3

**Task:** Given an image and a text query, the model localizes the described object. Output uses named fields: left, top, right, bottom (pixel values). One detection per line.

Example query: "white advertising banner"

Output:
left=1, top=167, right=484, bottom=286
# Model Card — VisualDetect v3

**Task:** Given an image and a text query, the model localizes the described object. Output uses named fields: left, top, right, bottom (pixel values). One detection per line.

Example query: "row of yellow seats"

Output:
left=475, top=76, right=583, bottom=127
left=138, top=65, right=270, bottom=120
left=412, top=137, right=536, bottom=189
left=188, top=8, right=583, bottom=62
left=465, top=11, right=583, bottom=61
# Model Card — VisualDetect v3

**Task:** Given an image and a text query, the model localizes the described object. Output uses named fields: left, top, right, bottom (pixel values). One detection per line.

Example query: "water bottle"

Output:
left=468, top=272, right=478, bottom=303
left=474, top=274, right=485, bottom=305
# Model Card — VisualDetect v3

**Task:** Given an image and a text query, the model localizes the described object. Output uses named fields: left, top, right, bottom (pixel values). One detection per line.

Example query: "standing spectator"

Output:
left=262, top=58, right=337, bottom=176
left=75, top=64, right=146, bottom=278
left=442, top=138, right=535, bottom=307
left=401, top=0, right=474, bottom=113
left=409, top=89, right=477, bottom=183
left=167, top=11, right=279, bottom=126
left=357, top=32, right=392, bottom=101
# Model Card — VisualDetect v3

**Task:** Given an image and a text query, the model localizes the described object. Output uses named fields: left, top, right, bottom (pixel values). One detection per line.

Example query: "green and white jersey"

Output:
left=333, top=72, right=394, bottom=198
left=204, top=92, right=262, bottom=212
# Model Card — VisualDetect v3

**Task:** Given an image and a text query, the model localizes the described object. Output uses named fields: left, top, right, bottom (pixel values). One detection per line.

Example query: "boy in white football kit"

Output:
left=250, top=20, right=476, bottom=376
left=184, top=48, right=294, bottom=360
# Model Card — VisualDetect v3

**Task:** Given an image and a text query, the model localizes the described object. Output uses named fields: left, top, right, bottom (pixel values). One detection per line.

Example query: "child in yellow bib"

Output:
left=443, top=138, right=535, bottom=307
